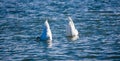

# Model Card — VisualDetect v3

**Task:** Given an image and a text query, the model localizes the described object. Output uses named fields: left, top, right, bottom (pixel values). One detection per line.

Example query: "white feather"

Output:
left=66, top=17, right=78, bottom=37
left=40, top=20, right=52, bottom=41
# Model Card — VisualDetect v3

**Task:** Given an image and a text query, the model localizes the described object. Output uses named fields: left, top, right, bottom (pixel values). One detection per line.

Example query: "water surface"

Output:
left=0, top=0, right=120, bottom=61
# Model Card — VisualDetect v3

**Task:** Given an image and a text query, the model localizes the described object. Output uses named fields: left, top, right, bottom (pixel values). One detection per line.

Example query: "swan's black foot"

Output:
left=35, top=37, right=40, bottom=42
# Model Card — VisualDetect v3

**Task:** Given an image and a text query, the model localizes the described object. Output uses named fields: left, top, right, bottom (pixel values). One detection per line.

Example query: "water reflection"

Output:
left=67, top=35, right=79, bottom=41
left=35, top=37, right=52, bottom=48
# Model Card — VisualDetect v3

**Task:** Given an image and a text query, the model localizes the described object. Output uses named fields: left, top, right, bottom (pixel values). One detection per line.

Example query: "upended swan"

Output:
left=66, top=17, right=78, bottom=37
left=40, top=20, right=52, bottom=44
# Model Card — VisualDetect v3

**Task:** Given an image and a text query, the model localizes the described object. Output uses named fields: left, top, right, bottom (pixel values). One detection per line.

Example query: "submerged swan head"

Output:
left=66, top=17, right=78, bottom=37
left=40, top=20, right=52, bottom=43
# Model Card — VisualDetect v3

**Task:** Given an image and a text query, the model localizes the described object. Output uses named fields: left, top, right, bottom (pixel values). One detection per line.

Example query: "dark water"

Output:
left=0, top=0, right=120, bottom=61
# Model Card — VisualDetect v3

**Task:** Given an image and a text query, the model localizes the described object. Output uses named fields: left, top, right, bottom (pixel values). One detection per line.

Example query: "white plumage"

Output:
left=40, top=20, right=52, bottom=42
left=66, top=17, right=78, bottom=37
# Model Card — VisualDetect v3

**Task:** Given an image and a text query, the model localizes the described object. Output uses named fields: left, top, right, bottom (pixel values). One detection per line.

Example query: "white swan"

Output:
left=40, top=20, right=52, bottom=44
left=66, top=17, right=78, bottom=37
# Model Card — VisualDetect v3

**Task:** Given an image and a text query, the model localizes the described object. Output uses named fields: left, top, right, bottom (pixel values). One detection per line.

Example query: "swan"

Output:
left=40, top=20, right=52, bottom=44
left=66, top=17, right=78, bottom=37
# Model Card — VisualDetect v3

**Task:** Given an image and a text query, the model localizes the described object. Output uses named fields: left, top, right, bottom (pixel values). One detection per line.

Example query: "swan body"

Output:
left=40, top=20, right=52, bottom=42
left=66, top=17, right=78, bottom=37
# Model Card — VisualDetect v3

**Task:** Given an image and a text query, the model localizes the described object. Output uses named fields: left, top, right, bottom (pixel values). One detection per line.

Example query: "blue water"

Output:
left=0, top=0, right=120, bottom=61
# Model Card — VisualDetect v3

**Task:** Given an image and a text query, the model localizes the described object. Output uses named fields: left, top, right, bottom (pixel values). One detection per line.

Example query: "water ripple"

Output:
left=0, top=0, right=120, bottom=61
